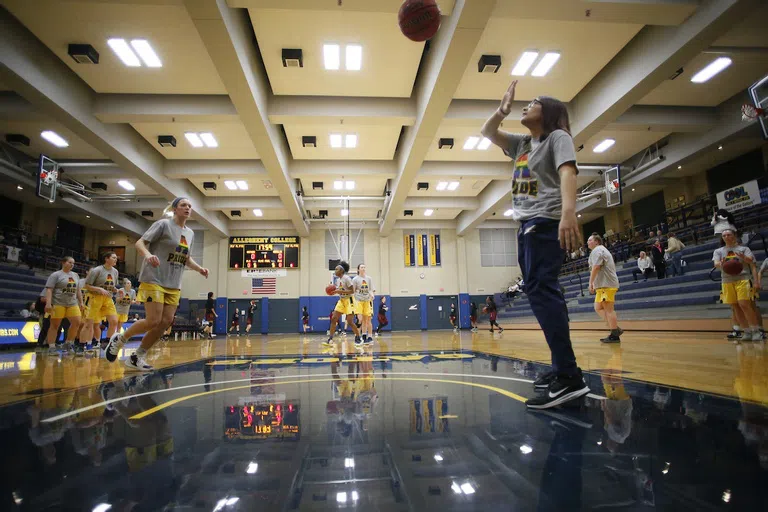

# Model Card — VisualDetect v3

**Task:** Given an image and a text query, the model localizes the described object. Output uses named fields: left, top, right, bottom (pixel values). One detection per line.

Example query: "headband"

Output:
left=172, top=197, right=188, bottom=208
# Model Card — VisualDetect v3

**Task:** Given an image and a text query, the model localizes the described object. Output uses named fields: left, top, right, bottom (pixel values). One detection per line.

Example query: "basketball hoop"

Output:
left=741, top=103, right=765, bottom=122
left=608, top=178, right=620, bottom=194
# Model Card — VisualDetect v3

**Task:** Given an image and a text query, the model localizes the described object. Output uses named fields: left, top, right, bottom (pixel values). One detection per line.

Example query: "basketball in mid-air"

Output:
left=398, top=0, right=441, bottom=42
left=325, top=284, right=337, bottom=296
left=722, top=259, right=744, bottom=276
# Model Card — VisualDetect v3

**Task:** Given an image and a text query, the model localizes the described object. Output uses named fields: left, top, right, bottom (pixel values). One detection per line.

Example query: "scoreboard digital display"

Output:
left=224, top=402, right=300, bottom=441
left=228, top=236, right=300, bottom=269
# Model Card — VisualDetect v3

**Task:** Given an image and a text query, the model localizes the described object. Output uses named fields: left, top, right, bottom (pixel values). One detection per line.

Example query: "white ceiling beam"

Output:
left=100, top=198, right=171, bottom=211
left=456, top=180, right=511, bottom=236
left=491, top=0, right=698, bottom=25
left=229, top=220, right=296, bottom=232
left=569, top=0, right=760, bottom=146
left=290, top=160, right=397, bottom=178
left=417, top=161, right=509, bottom=178
left=404, top=197, right=479, bottom=210
left=379, top=0, right=497, bottom=235
left=201, top=196, right=285, bottom=210
left=0, top=6, right=229, bottom=237
left=300, top=198, right=383, bottom=210
left=164, top=159, right=266, bottom=179
left=94, top=94, right=238, bottom=123
left=394, top=219, right=457, bottom=230
left=269, top=96, right=415, bottom=127
left=227, top=0, right=455, bottom=15
left=184, top=0, right=308, bottom=236
left=607, top=105, right=718, bottom=133
left=0, top=91, right=46, bottom=121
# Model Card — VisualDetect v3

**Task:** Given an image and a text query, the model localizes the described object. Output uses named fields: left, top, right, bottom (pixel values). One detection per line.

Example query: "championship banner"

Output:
left=240, top=268, right=288, bottom=278
left=417, top=234, right=428, bottom=266
left=404, top=234, right=415, bottom=266
left=429, top=234, right=437, bottom=266
left=716, top=179, right=762, bottom=212
left=433, top=233, right=441, bottom=266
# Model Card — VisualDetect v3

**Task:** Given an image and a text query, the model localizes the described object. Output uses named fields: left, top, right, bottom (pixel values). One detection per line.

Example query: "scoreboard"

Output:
left=228, top=236, right=300, bottom=269
left=224, top=402, right=300, bottom=441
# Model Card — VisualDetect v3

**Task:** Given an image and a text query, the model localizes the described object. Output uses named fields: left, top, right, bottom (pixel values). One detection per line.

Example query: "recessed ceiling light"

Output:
left=477, top=137, right=492, bottom=150
left=330, top=133, right=342, bottom=148
left=436, top=181, right=448, bottom=191
left=519, top=444, right=533, bottom=454
left=40, top=130, right=69, bottom=148
left=199, top=133, right=218, bottom=148
left=424, top=209, right=434, bottom=216
left=107, top=38, right=141, bottom=67
left=92, top=504, right=112, bottom=512
left=117, top=180, right=135, bottom=191
left=336, top=492, right=347, bottom=503
left=110, top=225, right=114, bottom=229
left=447, top=181, right=459, bottom=191
left=129, top=39, right=162, bottom=67
left=246, top=462, right=258, bottom=474
left=718, top=145, right=723, bottom=150
left=235, top=180, right=248, bottom=190
left=460, top=483, right=475, bottom=495
left=504, top=209, right=513, bottom=217
left=434, top=454, right=443, bottom=462
left=531, top=52, right=560, bottom=77
left=631, top=188, right=635, bottom=192
left=345, top=134, right=357, bottom=148
left=345, top=180, right=355, bottom=190
left=351, top=491, right=359, bottom=501
left=463, top=136, right=480, bottom=150
left=185, top=132, right=203, bottom=148
left=16, top=185, right=22, bottom=191
left=345, top=44, right=362, bottom=71
left=691, top=57, right=732, bottom=83
left=252, top=209, right=263, bottom=217
left=451, top=482, right=462, bottom=494
left=511, top=51, right=539, bottom=76
left=224, top=180, right=237, bottom=190
left=341, top=209, right=349, bottom=216
left=677, top=165, right=682, bottom=169
left=323, top=44, right=340, bottom=70
left=333, top=180, right=343, bottom=190
left=593, top=139, right=615, bottom=153
left=577, top=214, right=582, bottom=218
left=86, top=215, right=90, bottom=218
left=344, top=457, right=355, bottom=468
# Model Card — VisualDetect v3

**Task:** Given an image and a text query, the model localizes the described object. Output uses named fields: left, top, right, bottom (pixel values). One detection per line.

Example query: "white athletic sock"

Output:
left=136, top=347, right=147, bottom=357
left=733, top=325, right=741, bottom=331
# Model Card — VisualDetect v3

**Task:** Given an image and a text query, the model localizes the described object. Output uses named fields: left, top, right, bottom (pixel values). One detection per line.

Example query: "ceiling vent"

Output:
left=231, top=210, right=241, bottom=217
left=312, top=181, right=323, bottom=190
left=438, top=138, right=454, bottom=150
left=203, top=182, right=217, bottom=191
left=158, top=135, right=176, bottom=148
left=477, top=54, right=501, bottom=73
left=282, top=48, right=303, bottom=68
left=404, top=210, right=414, bottom=217
left=68, top=43, right=99, bottom=64
left=302, top=136, right=316, bottom=148
left=141, top=210, right=154, bottom=217
left=417, top=182, right=429, bottom=191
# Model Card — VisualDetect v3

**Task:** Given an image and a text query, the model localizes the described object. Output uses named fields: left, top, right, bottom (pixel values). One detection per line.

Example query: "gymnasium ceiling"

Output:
left=0, top=0, right=766, bottom=238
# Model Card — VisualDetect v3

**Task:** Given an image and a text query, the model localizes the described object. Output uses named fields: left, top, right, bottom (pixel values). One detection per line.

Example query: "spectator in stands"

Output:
left=655, top=229, right=666, bottom=243
left=21, top=301, right=38, bottom=319
left=587, top=233, right=622, bottom=343
left=713, top=229, right=761, bottom=341
left=632, top=251, right=654, bottom=283
left=666, top=232, right=686, bottom=276
left=650, top=239, right=666, bottom=279
left=712, top=209, right=737, bottom=236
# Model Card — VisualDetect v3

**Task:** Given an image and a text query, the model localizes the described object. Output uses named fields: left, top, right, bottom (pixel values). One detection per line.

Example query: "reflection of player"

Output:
left=600, top=346, right=633, bottom=453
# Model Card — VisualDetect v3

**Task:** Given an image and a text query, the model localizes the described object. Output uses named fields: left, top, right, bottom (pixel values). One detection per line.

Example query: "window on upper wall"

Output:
left=325, top=229, right=364, bottom=270
left=479, top=228, right=517, bottom=267
left=190, top=230, right=204, bottom=266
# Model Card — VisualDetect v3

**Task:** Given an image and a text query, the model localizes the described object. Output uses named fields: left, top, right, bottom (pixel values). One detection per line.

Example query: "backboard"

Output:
left=604, top=165, right=622, bottom=208
left=37, top=154, right=59, bottom=202
left=748, top=74, right=768, bottom=140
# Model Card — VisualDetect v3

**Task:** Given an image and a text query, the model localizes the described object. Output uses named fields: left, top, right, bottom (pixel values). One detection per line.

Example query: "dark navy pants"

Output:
left=518, top=218, right=578, bottom=376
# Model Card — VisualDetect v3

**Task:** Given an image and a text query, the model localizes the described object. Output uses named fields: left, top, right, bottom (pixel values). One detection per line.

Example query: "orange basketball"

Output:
left=325, top=284, right=337, bottom=296
left=722, top=259, right=744, bottom=276
left=398, top=0, right=441, bottom=42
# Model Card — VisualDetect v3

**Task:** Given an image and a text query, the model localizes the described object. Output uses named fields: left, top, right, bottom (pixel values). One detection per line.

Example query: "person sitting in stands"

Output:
left=712, top=209, right=737, bottom=236
left=632, top=251, right=654, bottom=283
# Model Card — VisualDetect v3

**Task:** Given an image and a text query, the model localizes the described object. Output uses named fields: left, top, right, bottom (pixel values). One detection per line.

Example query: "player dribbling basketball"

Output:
left=323, top=261, right=362, bottom=347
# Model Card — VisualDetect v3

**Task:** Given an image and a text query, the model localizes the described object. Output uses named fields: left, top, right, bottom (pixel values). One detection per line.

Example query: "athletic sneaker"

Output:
left=751, top=330, right=764, bottom=342
left=104, top=332, right=125, bottom=363
left=533, top=370, right=556, bottom=390
left=526, top=374, right=590, bottom=409
left=601, top=333, right=621, bottom=344
left=364, top=336, right=373, bottom=345
left=322, top=338, right=334, bottom=347
left=73, top=343, right=85, bottom=356
left=47, top=346, right=59, bottom=357
left=726, top=330, right=742, bottom=340
left=124, top=353, right=153, bottom=372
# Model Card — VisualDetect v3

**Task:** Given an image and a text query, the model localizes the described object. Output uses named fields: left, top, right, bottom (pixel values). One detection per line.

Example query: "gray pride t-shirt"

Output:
left=335, top=274, right=354, bottom=297
left=713, top=245, right=754, bottom=283
left=504, top=129, right=578, bottom=221
left=352, top=275, right=373, bottom=302
left=45, top=270, right=80, bottom=307
left=138, top=218, right=194, bottom=290
left=115, top=288, right=136, bottom=314
left=86, top=265, right=119, bottom=295
left=588, top=245, right=620, bottom=290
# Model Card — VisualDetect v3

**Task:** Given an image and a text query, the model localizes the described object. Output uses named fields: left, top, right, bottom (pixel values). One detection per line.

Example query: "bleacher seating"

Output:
left=499, top=233, right=768, bottom=322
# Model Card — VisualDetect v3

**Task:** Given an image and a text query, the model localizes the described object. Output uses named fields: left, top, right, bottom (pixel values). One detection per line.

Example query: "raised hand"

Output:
left=499, top=80, right=518, bottom=116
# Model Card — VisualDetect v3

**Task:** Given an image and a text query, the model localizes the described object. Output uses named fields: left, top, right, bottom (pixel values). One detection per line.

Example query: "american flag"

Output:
left=252, top=277, right=277, bottom=294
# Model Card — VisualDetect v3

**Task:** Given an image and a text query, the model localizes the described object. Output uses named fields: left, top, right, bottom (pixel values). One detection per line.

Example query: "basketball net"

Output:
left=741, top=103, right=765, bottom=122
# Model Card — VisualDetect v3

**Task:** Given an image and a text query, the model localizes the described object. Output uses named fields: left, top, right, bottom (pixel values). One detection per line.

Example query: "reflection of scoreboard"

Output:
left=224, top=402, right=300, bottom=441
left=228, top=236, right=300, bottom=269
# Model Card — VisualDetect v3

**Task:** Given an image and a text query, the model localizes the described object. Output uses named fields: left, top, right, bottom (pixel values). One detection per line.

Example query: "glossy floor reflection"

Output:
left=0, top=334, right=766, bottom=511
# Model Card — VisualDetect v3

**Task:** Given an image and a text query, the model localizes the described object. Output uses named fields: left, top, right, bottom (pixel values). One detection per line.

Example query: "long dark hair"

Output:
left=538, top=96, right=571, bottom=135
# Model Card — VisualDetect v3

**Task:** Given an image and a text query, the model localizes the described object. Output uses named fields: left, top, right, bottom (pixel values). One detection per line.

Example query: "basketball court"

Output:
left=0, top=0, right=767, bottom=510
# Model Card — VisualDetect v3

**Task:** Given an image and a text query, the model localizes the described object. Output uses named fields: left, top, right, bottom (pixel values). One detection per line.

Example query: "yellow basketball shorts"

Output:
left=137, top=283, right=181, bottom=306
left=722, top=280, right=751, bottom=304
left=118, top=313, right=129, bottom=323
left=86, top=294, right=117, bottom=321
left=595, top=287, right=618, bottom=303
left=51, top=305, right=81, bottom=319
left=334, top=297, right=353, bottom=316
left=354, top=300, right=373, bottom=317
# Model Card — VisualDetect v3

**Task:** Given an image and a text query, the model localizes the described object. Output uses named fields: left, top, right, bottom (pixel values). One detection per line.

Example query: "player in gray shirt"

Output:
left=481, top=79, right=587, bottom=409
left=82, top=253, right=120, bottom=351
left=43, top=256, right=83, bottom=353
left=352, top=264, right=375, bottom=345
left=713, top=228, right=760, bottom=341
left=588, top=233, right=622, bottom=343
left=105, top=197, right=209, bottom=371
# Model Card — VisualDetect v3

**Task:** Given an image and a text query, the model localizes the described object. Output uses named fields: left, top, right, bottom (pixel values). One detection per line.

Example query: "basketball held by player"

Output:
left=104, top=197, right=209, bottom=371
left=323, top=261, right=362, bottom=347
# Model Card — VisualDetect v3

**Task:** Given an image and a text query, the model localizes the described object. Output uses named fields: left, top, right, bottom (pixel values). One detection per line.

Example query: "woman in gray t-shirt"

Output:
left=105, top=197, right=209, bottom=371
left=43, top=256, right=83, bottom=353
left=481, top=79, right=587, bottom=410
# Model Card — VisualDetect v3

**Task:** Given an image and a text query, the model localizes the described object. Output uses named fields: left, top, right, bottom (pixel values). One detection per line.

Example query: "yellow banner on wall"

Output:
left=429, top=234, right=437, bottom=266
left=417, top=234, right=427, bottom=266
left=404, top=234, right=415, bottom=266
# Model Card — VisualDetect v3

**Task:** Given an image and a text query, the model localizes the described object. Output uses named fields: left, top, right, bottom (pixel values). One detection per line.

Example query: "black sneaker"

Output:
left=601, top=333, right=621, bottom=343
left=104, top=332, right=125, bottom=363
left=364, top=336, right=373, bottom=345
left=726, top=330, right=742, bottom=340
left=73, top=343, right=85, bottom=356
left=526, top=374, right=590, bottom=409
left=533, top=370, right=556, bottom=390
left=616, top=327, right=624, bottom=336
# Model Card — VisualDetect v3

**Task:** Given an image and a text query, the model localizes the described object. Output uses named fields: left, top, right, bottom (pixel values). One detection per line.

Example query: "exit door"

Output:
left=390, top=296, right=421, bottom=331
left=426, top=295, right=457, bottom=330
